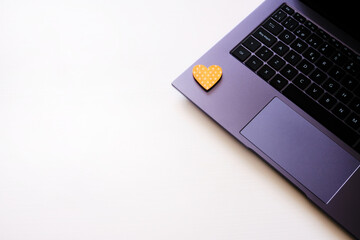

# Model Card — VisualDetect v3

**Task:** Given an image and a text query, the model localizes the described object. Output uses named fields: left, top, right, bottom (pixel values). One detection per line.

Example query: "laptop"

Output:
left=172, top=0, right=360, bottom=238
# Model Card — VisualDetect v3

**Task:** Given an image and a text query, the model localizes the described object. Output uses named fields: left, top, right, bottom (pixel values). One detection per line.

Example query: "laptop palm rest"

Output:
left=241, top=97, right=359, bottom=203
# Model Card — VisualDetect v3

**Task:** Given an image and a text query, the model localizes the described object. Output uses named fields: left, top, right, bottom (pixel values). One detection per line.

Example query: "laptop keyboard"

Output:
left=230, top=3, right=360, bottom=154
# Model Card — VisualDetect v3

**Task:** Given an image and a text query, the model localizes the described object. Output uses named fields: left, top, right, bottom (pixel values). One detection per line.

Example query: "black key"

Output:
left=323, top=79, right=340, bottom=94
left=280, top=64, right=298, bottom=80
left=329, top=37, right=341, bottom=49
left=332, top=103, right=350, bottom=120
left=272, top=41, right=289, bottom=56
left=350, top=98, right=360, bottom=113
left=331, top=51, right=346, bottom=67
left=306, top=83, right=324, bottom=100
left=318, top=42, right=335, bottom=58
left=284, top=50, right=301, bottom=65
left=296, top=59, right=314, bottom=75
left=257, top=65, right=276, bottom=81
left=304, top=20, right=318, bottom=31
left=336, top=87, right=353, bottom=104
left=328, top=66, right=345, bottom=81
left=342, top=46, right=355, bottom=59
left=268, top=55, right=285, bottom=70
left=319, top=93, right=337, bottom=109
left=309, top=69, right=327, bottom=84
left=316, top=56, right=333, bottom=72
left=294, top=25, right=311, bottom=39
left=245, top=55, right=263, bottom=71
left=263, top=18, right=283, bottom=35
left=346, top=113, right=360, bottom=130
left=279, top=30, right=295, bottom=44
left=282, top=83, right=360, bottom=146
left=231, top=45, right=251, bottom=62
left=344, top=59, right=360, bottom=76
left=293, top=74, right=311, bottom=89
left=306, top=34, right=323, bottom=48
left=341, top=75, right=359, bottom=90
left=253, top=27, right=277, bottom=47
left=269, top=74, right=288, bottom=90
left=317, top=29, right=330, bottom=41
left=243, top=36, right=261, bottom=52
left=303, top=48, right=320, bottom=62
left=354, top=86, right=360, bottom=97
left=282, top=17, right=299, bottom=31
left=272, top=9, right=287, bottom=22
left=281, top=4, right=294, bottom=15
left=291, top=38, right=307, bottom=54
left=255, top=46, right=273, bottom=61
left=293, top=12, right=306, bottom=23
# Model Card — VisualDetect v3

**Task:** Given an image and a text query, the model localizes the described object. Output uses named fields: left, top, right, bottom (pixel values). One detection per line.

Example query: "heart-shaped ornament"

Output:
left=192, top=65, right=222, bottom=91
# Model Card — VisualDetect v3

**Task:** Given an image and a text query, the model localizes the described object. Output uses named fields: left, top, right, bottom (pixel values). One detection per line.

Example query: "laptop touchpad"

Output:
left=241, top=97, right=359, bottom=203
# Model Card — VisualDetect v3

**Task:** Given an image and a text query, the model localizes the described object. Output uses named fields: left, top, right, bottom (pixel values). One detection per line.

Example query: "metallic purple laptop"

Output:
left=172, top=0, right=360, bottom=238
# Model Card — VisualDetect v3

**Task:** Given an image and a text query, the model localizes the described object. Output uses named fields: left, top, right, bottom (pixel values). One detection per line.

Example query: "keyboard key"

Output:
left=280, top=64, right=298, bottom=80
left=336, top=88, right=353, bottom=104
left=350, top=98, right=360, bottom=113
left=329, top=37, right=341, bottom=49
left=346, top=113, right=360, bottom=130
left=245, top=55, right=263, bottom=71
left=242, top=36, right=261, bottom=52
left=331, top=51, right=346, bottom=66
left=306, top=34, right=323, bottom=48
left=284, top=50, right=301, bottom=65
left=281, top=4, right=294, bottom=15
left=268, top=55, right=285, bottom=70
left=316, top=56, right=333, bottom=72
left=294, top=25, right=311, bottom=39
left=304, top=20, right=318, bottom=31
left=269, top=74, right=288, bottom=90
left=282, top=17, right=299, bottom=31
left=279, top=30, right=295, bottom=44
left=255, top=46, right=273, bottom=61
left=272, top=9, right=287, bottom=22
left=306, top=83, right=324, bottom=100
left=253, top=27, right=277, bottom=47
left=282, top=83, right=360, bottom=146
left=291, top=38, right=307, bottom=54
left=344, top=59, right=360, bottom=76
left=293, top=12, right=306, bottom=23
left=319, top=93, right=337, bottom=109
left=341, top=75, right=358, bottom=90
left=328, top=66, right=345, bottom=81
left=272, top=41, right=289, bottom=56
left=257, top=65, right=276, bottom=81
left=342, top=46, right=356, bottom=59
left=296, top=59, right=314, bottom=75
left=318, top=42, right=335, bottom=58
left=354, top=86, right=360, bottom=97
left=317, top=29, right=330, bottom=41
left=309, top=69, right=327, bottom=84
left=263, top=18, right=283, bottom=35
left=293, top=74, right=311, bottom=89
left=332, top=103, right=350, bottom=120
left=303, top=47, right=320, bottom=62
left=231, top=45, right=251, bottom=62
left=323, top=79, right=340, bottom=94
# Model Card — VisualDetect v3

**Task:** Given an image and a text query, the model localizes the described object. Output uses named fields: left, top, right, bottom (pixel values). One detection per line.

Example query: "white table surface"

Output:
left=0, top=0, right=353, bottom=239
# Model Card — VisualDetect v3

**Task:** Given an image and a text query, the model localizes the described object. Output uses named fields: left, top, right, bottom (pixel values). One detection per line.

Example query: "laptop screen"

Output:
left=301, top=0, right=360, bottom=44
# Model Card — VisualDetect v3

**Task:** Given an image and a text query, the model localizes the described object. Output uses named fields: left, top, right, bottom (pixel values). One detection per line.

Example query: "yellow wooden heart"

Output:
left=192, top=65, right=222, bottom=91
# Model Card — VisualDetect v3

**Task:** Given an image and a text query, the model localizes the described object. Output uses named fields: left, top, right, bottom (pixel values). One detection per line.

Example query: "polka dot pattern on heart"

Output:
left=192, top=65, right=222, bottom=91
